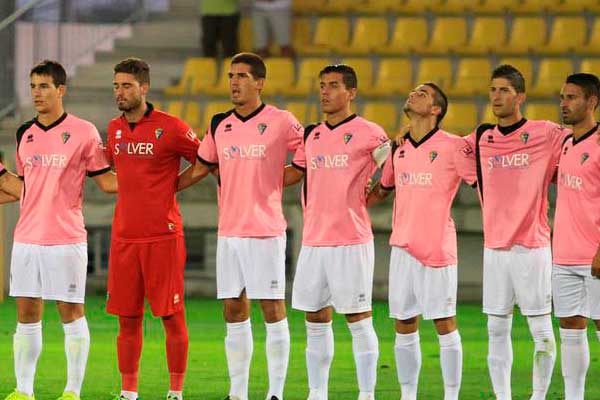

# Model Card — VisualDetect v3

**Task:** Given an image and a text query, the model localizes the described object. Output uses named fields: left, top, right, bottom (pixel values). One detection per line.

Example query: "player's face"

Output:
left=403, top=84, right=438, bottom=119
left=489, top=78, right=524, bottom=119
left=229, top=63, right=263, bottom=106
left=560, top=83, right=595, bottom=125
left=30, top=73, right=65, bottom=115
left=319, top=72, right=356, bottom=115
left=113, top=72, right=148, bottom=112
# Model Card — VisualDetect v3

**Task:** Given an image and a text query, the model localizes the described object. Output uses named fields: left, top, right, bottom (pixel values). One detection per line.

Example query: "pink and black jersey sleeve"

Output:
left=85, top=125, right=111, bottom=176
left=286, top=112, right=304, bottom=152
left=171, top=119, right=200, bottom=164
left=0, top=161, right=5, bottom=175
left=380, top=149, right=395, bottom=190
left=292, top=123, right=318, bottom=171
left=197, top=115, right=221, bottom=166
left=454, top=136, right=477, bottom=186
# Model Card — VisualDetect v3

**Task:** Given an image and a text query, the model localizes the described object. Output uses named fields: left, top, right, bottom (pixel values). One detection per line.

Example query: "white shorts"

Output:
left=483, top=245, right=552, bottom=316
left=389, top=247, right=457, bottom=321
left=9, top=242, right=88, bottom=303
left=292, top=241, right=374, bottom=314
left=552, top=264, right=600, bottom=319
left=216, top=235, right=286, bottom=300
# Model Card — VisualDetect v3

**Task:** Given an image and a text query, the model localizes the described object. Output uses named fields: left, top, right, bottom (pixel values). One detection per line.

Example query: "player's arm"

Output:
left=92, top=170, right=118, bottom=193
left=366, top=182, right=393, bottom=207
left=177, top=160, right=215, bottom=191
left=593, top=244, right=600, bottom=278
left=284, top=164, right=304, bottom=186
left=0, top=170, right=21, bottom=203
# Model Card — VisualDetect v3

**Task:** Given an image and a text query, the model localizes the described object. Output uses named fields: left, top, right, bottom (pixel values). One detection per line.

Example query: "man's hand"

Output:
left=394, top=124, right=411, bottom=146
left=592, top=247, right=600, bottom=278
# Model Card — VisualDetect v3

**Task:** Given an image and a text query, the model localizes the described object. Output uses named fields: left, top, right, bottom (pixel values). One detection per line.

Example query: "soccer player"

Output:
left=463, top=65, right=569, bottom=400
left=367, top=83, right=470, bottom=400
left=105, top=58, right=200, bottom=400
left=3, top=60, right=116, bottom=400
left=178, top=52, right=303, bottom=400
left=284, top=64, right=391, bottom=400
left=0, top=162, right=23, bottom=201
left=553, top=73, right=600, bottom=400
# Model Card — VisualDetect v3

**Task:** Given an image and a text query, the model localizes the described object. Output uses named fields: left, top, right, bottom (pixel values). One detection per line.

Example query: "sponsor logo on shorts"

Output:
left=358, top=293, right=366, bottom=303
left=68, top=283, right=77, bottom=293
left=174, top=293, right=180, bottom=304
left=168, top=223, right=175, bottom=231
left=270, top=280, right=279, bottom=289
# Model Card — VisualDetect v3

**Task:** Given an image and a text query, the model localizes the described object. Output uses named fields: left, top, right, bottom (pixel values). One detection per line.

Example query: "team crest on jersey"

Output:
left=521, top=132, right=529, bottom=144
left=344, top=133, right=353, bottom=144
left=115, top=129, right=122, bottom=139
left=429, top=151, right=438, bottom=163
left=61, top=132, right=71, bottom=144
left=581, top=152, right=590, bottom=164
left=155, top=128, right=164, bottom=139
left=257, top=123, right=268, bottom=135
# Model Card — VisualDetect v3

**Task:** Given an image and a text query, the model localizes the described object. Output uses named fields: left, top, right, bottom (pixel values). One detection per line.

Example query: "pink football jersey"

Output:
left=292, top=115, right=390, bottom=246
left=0, top=162, right=5, bottom=174
left=14, top=113, right=110, bottom=245
left=462, top=119, right=569, bottom=249
left=380, top=128, right=473, bottom=266
left=197, top=103, right=303, bottom=237
left=553, top=125, right=600, bottom=265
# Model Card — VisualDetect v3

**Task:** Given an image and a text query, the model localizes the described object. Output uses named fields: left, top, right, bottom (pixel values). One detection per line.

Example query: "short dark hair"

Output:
left=491, top=64, right=526, bottom=93
left=566, top=73, right=600, bottom=109
left=114, top=57, right=150, bottom=85
left=30, top=60, right=66, bottom=87
left=423, top=82, right=448, bottom=124
left=231, top=52, right=267, bottom=79
left=319, top=64, right=358, bottom=89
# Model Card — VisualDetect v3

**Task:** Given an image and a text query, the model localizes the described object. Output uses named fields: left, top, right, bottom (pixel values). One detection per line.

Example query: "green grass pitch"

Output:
left=0, top=296, right=599, bottom=399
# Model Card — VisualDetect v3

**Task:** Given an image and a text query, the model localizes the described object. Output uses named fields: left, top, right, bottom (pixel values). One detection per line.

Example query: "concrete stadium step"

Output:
left=115, top=20, right=199, bottom=49
left=95, top=47, right=200, bottom=64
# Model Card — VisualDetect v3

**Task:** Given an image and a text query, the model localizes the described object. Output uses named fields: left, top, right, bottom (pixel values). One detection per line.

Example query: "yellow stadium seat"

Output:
left=201, top=101, right=234, bottom=134
left=364, top=58, right=413, bottom=97
left=292, top=18, right=312, bottom=54
left=286, top=102, right=319, bottom=125
left=398, top=0, right=440, bottom=13
left=261, top=58, right=295, bottom=97
left=362, top=102, right=398, bottom=136
left=341, top=58, right=374, bottom=92
left=457, top=17, right=506, bottom=55
left=340, top=18, right=388, bottom=56
left=553, top=0, right=600, bottom=12
left=351, top=0, right=400, bottom=14
left=321, top=0, right=361, bottom=13
left=204, top=58, right=232, bottom=96
left=441, top=103, right=478, bottom=136
left=497, top=58, right=533, bottom=86
left=435, top=0, right=477, bottom=14
left=575, top=19, right=600, bottom=55
left=164, top=58, right=217, bottom=96
left=497, top=17, right=546, bottom=55
left=296, top=17, right=350, bottom=55
left=529, top=58, right=573, bottom=97
left=374, top=17, right=428, bottom=55
left=474, top=0, right=520, bottom=13
left=525, top=103, right=560, bottom=123
left=421, top=17, right=467, bottom=55
left=283, top=58, right=331, bottom=96
left=481, top=104, right=496, bottom=124
left=166, top=101, right=184, bottom=119
left=152, top=100, right=163, bottom=111
left=184, top=102, right=201, bottom=132
left=537, top=17, right=587, bottom=55
left=447, top=58, right=492, bottom=97
left=415, top=58, right=453, bottom=89
left=518, top=0, right=558, bottom=13
left=580, top=58, right=600, bottom=74
left=238, top=17, right=253, bottom=53
left=292, top=0, right=324, bottom=14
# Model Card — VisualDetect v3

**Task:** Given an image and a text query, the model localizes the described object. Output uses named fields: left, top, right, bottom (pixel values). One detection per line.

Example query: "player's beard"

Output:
left=117, top=96, right=142, bottom=112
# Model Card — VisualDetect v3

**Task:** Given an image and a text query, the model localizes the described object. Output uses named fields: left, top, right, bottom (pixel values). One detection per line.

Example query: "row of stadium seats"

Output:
left=165, top=57, right=600, bottom=98
left=154, top=100, right=564, bottom=137
left=290, top=16, right=600, bottom=56
left=292, top=0, right=600, bottom=15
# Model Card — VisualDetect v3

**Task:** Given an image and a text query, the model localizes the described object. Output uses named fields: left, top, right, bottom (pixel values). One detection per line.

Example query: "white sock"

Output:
left=394, top=331, right=421, bottom=400
left=120, top=390, right=138, bottom=400
left=438, top=330, right=462, bottom=400
left=348, top=317, right=379, bottom=397
left=306, top=321, right=334, bottom=399
left=527, top=315, right=556, bottom=400
left=265, top=318, right=290, bottom=400
left=487, top=315, right=513, bottom=400
left=14, top=321, right=43, bottom=396
left=225, top=319, right=253, bottom=400
left=560, top=328, right=589, bottom=400
left=167, top=390, right=182, bottom=399
left=63, top=317, right=90, bottom=395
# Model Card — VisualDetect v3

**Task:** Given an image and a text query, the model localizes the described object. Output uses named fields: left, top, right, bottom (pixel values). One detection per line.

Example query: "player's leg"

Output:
left=389, top=247, right=422, bottom=400
left=56, top=302, right=88, bottom=400
left=162, top=310, right=188, bottom=400
left=553, top=265, right=590, bottom=400
left=260, top=299, right=289, bottom=400
left=292, top=245, right=333, bottom=400
left=513, top=246, right=555, bottom=400
left=590, top=272, right=600, bottom=343
left=433, top=318, right=461, bottom=400
left=483, top=247, right=516, bottom=400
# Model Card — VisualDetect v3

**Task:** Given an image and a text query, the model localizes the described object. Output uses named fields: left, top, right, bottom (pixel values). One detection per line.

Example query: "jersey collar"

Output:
left=572, top=123, right=599, bottom=146
left=405, top=126, right=439, bottom=148
left=34, top=112, right=68, bottom=132
left=497, top=118, right=527, bottom=136
left=325, top=114, right=357, bottom=130
left=233, top=103, right=265, bottom=122
left=120, top=101, right=154, bottom=121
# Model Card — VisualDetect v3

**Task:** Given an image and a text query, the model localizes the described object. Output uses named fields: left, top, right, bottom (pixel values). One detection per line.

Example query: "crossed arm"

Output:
left=0, top=170, right=22, bottom=204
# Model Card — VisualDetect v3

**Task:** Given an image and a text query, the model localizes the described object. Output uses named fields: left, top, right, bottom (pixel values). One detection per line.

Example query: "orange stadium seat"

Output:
left=497, top=17, right=547, bottom=55
left=497, top=58, right=533, bottom=86
left=525, top=103, right=560, bottom=123
left=296, top=17, right=350, bottom=55
left=204, top=58, right=232, bottom=96
left=447, top=58, right=492, bottom=97
left=416, top=58, right=453, bottom=89
left=441, top=103, right=478, bottom=136
left=362, top=102, right=399, bottom=136
left=286, top=102, right=319, bottom=125
left=529, top=58, right=573, bottom=97
left=421, top=17, right=467, bottom=55
left=457, top=17, right=507, bottom=55
left=164, top=58, right=217, bottom=96
left=283, top=58, right=331, bottom=96
left=537, top=17, right=587, bottom=55
left=341, top=58, right=374, bottom=92
left=576, top=19, right=600, bottom=55
left=364, top=58, right=413, bottom=97
left=261, top=58, right=295, bottom=97
left=340, top=18, right=388, bottom=56
left=201, top=101, right=234, bottom=134
left=374, top=17, right=428, bottom=55
left=474, top=0, right=520, bottom=13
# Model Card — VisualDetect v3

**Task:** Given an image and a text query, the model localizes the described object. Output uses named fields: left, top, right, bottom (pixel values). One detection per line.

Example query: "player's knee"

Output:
left=487, top=315, right=512, bottom=339
left=559, top=316, right=587, bottom=330
left=259, top=299, right=286, bottom=323
left=527, top=315, right=555, bottom=353
left=162, top=311, right=189, bottom=338
left=118, top=315, right=144, bottom=338
left=56, top=302, right=85, bottom=323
